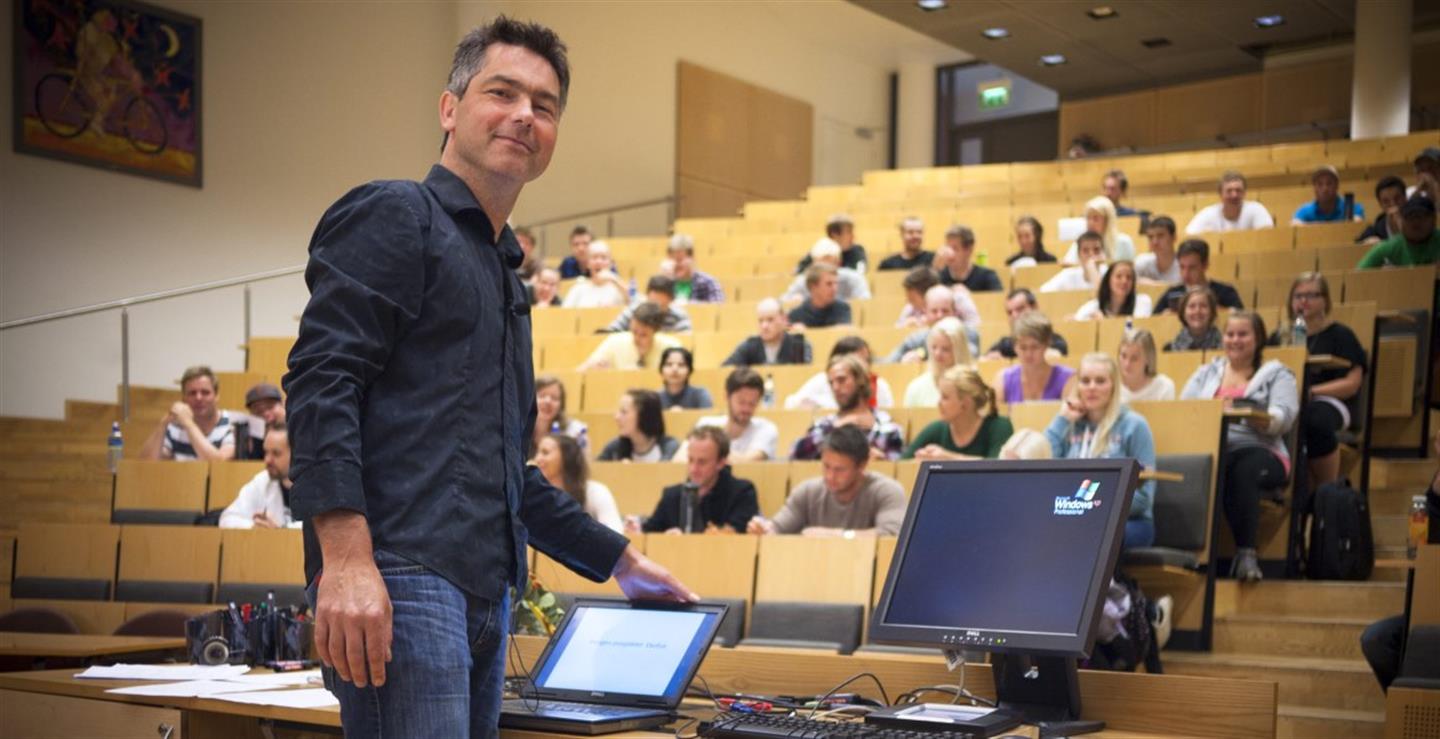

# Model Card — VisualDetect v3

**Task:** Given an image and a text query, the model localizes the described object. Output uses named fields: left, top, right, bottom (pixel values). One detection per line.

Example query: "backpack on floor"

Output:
left=1086, top=574, right=1161, bottom=673
left=1306, top=478, right=1374, bottom=581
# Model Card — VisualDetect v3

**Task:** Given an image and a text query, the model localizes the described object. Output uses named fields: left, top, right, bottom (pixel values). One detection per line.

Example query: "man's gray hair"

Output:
left=446, top=16, right=570, bottom=109
left=667, top=233, right=695, bottom=255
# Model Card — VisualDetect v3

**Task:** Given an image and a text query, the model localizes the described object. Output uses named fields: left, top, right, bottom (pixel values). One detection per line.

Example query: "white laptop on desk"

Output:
left=500, top=598, right=727, bottom=735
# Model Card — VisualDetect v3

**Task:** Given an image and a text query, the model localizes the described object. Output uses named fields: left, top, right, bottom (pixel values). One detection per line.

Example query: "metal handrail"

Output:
left=521, top=195, right=674, bottom=251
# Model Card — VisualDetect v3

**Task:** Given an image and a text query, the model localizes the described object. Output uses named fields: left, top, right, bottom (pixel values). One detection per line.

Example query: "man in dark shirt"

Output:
left=286, top=19, right=695, bottom=737
left=877, top=216, right=934, bottom=271
left=788, top=263, right=852, bottom=328
left=724, top=297, right=812, bottom=366
left=1357, top=176, right=1409, bottom=244
left=557, top=224, right=591, bottom=279
left=1157, top=238, right=1244, bottom=313
left=983, top=289, right=1070, bottom=359
left=1103, top=169, right=1139, bottom=217
left=936, top=225, right=1003, bottom=292
left=795, top=213, right=867, bottom=274
left=632, top=427, right=758, bottom=533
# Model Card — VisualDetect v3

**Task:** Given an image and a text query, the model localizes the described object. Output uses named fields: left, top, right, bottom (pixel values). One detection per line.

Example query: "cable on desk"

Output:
left=505, top=631, right=540, bottom=712
left=806, top=671, right=891, bottom=719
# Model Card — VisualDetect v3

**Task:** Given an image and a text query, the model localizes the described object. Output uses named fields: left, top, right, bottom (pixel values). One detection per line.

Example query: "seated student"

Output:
left=984, top=289, right=1070, bottom=360
left=1164, top=286, right=1222, bottom=352
left=936, top=225, right=1004, bottom=292
left=139, top=365, right=237, bottom=461
left=1185, top=171, right=1275, bottom=234
left=533, top=375, right=588, bottom=456
left=1181, top=312, right=1299, bottom=582
left=1266, top=273, right=1366, bottom=490
left=578, top=302, right=681, bottom=371
left=530, top=266, right=563, bottom=307
left=628, top=426, right=758, bottom=534
left=784, top=240, right=871, bottom=305
left=1135, top=215, right=1180, bottom=284
left=1046, top=353, right=1157, bottom=549
left=1074, top=260, right=1152, bottom=320
left=1118, top=329, right=1175, bottom=403
left=902, top=317, right=972, bottom=407
left=219, top=422, right=298, bottom=529
left=1156, top=238, right=1245, bottom=312
left=1292, top=165, right=1365, bottom=225
left=895, top=268, right=981, bottom=330
left=1061, top=196, right=1136, bottom=264
left=790, top=355, right=905, bottom=460
left=904, top=366, right=1013, bottom=460
left=786, top=263, right=854, bottom=329
left=1102, top=168, right=1140, bottom=217
left=887, top=285, right=979, bottom=364
left=658, top=347, right=713, bottom=410
left=238, top=382, right=286, bottom=460
left=1357, top=195, right=1440, bottom=268
left=604, top=275, right=691, bottom=333
left=785, top=336, right=896, bottom=409
left=561, top=239, right=628, bottom=308
left=749, top=425, right=906, bottom=537
left=557, top=224, right=591, bottom=280
left=996, top=312, right=1075, bottom=404
left=1412, top=146, right=1440, bottom=200
left=795, top=213, right=868, bottom=274
left=532, top=434, right=622, bottom=532
left=667, top=233, right=725, bottom=303
left=1006, top=215, right=1057, bottom=266
left=1357, top=176, right=1408, bottom=245
left=878, top=216, right=934, bottom=271
left=722, top=297, right=812, bottom=366
left=687, top=368, right=779, bottom=462
left=597, top=389, right=679, bottom=462
left=515, top=227, right=540, bottom=281
left=1041, top=231, right=1107, bottom=293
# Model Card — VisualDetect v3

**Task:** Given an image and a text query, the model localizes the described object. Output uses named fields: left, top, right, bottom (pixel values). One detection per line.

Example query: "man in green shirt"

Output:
left=1357, top=195, right=1439, bottom=269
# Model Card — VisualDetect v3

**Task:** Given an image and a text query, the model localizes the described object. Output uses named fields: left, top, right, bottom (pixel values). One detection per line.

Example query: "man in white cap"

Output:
left=1292, top=165, right=1364, bottom=224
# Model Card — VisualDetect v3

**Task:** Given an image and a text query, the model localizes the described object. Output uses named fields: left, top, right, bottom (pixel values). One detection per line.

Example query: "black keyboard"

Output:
left=700, top=713, right=978, bottom=738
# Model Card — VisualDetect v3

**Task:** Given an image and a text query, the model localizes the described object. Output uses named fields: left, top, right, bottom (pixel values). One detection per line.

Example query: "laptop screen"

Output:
left=530, top=600, right=723, bottom=705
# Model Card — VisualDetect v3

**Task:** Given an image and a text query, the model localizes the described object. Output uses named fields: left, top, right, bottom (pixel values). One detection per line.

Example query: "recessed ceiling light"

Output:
left=982, top=27, right=1010, bottom=39
left=916, top=0, right=948, bottom=11
left=1254, top=14, right=1285, bottom=28
left=1087, top=6, right=1118, bottom=19
left=1039, top=54, right=1067, bottom=66
left=1140, top=37, right=1172, bottom=48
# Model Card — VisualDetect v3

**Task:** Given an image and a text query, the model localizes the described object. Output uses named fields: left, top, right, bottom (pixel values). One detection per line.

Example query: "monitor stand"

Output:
left=991, top=654, right=1104, bottom=738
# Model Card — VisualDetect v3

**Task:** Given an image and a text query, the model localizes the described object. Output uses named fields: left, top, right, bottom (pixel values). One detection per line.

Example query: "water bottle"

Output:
left=106, top=422, right=123, bottom=474
left=1291, top=316, right=1307, bottom=347
left=1125, top=317, right=1134, bottom=335
left=1410, top=495, right=1430, bottom=559
left=628, top=277, right=637, bottom=302
left=763, top=373, right=776, bottom=408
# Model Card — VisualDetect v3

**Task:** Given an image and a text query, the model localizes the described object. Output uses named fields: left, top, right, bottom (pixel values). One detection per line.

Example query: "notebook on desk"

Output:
left=500, top=598, right=727, bottom=735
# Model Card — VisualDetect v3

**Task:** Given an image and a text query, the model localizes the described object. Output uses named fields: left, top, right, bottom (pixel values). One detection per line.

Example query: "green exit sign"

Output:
left=979, top=82, right=1010, bottom=110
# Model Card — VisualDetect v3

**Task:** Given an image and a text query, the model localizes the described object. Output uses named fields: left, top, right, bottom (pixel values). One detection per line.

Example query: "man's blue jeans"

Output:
left=309, top=549, right=510, bottom=738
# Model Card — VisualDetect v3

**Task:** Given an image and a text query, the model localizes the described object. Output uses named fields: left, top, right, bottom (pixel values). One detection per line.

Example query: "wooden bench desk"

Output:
left=0, top=632, right=184, bottom=660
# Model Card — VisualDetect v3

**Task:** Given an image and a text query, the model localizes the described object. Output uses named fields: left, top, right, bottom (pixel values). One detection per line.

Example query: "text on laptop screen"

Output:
left=533, top=605, right=716, bottom=698
left=882, top=468, right=1122, bottom=638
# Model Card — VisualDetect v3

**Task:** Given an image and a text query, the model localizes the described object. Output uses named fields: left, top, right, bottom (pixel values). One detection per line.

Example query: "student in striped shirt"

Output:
left=139, top=365, right=237, bottom=461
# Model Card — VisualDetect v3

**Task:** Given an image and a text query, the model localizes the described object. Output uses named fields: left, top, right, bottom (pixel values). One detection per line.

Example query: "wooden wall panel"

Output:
left=746, top=85, right=812, bottom=201
left=677, top=176, right=749, bottom=220
left=1263, top=58, right=1352, bottom=130
left=677, top=62, right=750, bottom=194
left=1057, top=89, right=1157, bottom=152
left=1155, top=74, right=1262, bottom=146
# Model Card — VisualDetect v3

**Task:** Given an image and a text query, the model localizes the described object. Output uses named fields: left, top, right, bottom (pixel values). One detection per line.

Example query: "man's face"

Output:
left=535, top=270, right=560, bottom=299
left=1220, top=179, right=1246, bottom=208
left=1178, top=253, right=1206, bottom=286
left=834, top=225, right=854, bottom=248
left=924, top=294, right=955, bottom=325
left=1102, top=175, right=1124, bottom=205
left=247, top=397, right=284, bottom=426
left=821, top=448, right=863, bottom=498
left=586, top=247, right=612, bottom=275
left=631, top=322, right=656, bottom=356
left=729, top=387, right=760, bottom=426
left=757, top=305, right=786, bottom=342
left=1417, top=157, right=1439, bottom=179
left=1145, top=226, right=1173, bottom=256
left=947, top=236, right=973, bottom=266
left=828, top=365, right=861, bottom=411
left=1378, top=186, right=1407, bottom=212
left=669, top=249, right=693, bottom=279
left=687, top=437, right=725, bottom=489
left=901, top=223, right=924, bottom=252
left=811, top=273, right=838, bottom=307
left=1313, top=173, right=1339, bottom=206
left=569, top=233, right=591, bottom=260
left=1004, top=295, right=1031, bottom=323
left=1077, top=238, right=1105, bottom=263
left=1402, top=210, right=1436, bottom=244
left=182, top=377, right=217, bottom=417
left=263, top=431, right=291, bottom=482
left=439, top=43, right=560, bottom=185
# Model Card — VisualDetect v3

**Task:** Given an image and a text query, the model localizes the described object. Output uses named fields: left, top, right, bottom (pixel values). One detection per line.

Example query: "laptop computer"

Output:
left=500, top=598, right=727, bottom=735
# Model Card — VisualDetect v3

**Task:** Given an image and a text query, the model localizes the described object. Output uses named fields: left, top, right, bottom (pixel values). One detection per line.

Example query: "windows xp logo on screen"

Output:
left=1054, top=479, right=1102, bottom=516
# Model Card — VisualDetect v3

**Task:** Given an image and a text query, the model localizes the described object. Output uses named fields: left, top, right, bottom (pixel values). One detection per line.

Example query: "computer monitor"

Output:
left=870, top=459, right=1139, bottom=732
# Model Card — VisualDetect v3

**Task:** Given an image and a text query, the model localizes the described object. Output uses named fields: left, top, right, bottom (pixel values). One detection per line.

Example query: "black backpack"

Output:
left=1086, top=574, right=1162, bottom=673
left=1305, top=478, right=1374, bottom=580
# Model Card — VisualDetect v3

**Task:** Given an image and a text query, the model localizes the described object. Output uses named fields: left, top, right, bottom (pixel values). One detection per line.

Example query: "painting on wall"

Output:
left=13, top=0, right=202, bottom=187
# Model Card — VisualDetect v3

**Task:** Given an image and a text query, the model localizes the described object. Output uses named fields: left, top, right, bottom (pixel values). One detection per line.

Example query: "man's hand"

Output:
left=746, top=516, right=776, bottom=535
left=170, top=402, right=193, bottom=425
left=252, top=512, right=279, bottom=529
left=623, top=515, right=644, bottom=535
left=913, top=444, right=945, bottom=460
left=613, top=545, right=699, bottom=602
left=899, top=348, right=926, bottom=363
left=312, top=511, right=392, bottom=688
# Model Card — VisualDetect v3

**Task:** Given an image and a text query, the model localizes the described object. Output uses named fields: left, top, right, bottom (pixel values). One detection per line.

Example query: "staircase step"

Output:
left=1373, top=514, right=1411, bottom=550
left=1217, top=579, right=1405, bottom=620
left=1369, top=457, right=1437, bottom=491
left=1276, top=704, right=1384, bottom=738
left=1163, top=652, right=1383, bottom=713
left=1367, top=486, right=1424, bottom=516
left=1213, top=614, right=1369, bottom=660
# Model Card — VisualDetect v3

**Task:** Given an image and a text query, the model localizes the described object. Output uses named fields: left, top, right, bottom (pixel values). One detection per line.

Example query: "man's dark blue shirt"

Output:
left=286, top=164, right=628, bottom=600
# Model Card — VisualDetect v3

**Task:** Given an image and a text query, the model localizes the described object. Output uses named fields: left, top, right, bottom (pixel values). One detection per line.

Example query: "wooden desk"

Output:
left=0, top=632, right=184, bottom=659
left=1139, top=470, right=1184, bottom=483
left=1305, top=353, right=1352, bottom=370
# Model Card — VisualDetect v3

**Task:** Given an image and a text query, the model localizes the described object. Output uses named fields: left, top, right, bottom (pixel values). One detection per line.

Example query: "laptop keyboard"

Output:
left=506, top=699, right=642, bottom=717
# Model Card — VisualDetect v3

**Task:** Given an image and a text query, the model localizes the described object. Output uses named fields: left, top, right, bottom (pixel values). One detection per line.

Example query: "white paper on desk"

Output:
left=212, top=688, right=339, bottom=709
left=218, top=669, right=321, bottom=687
left=76, top=664, right=252, bottom=681
left=105, top=680, right=259, bottom=697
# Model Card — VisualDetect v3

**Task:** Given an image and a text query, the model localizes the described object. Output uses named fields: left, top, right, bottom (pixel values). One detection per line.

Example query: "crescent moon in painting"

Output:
left=160, top=23, right=180, bottom=58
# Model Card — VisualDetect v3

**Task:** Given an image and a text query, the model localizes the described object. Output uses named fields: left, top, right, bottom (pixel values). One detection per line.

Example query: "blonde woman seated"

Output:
left=1073, top=261, right=1152, bottom=320
left=533, top=375, right=588, bottom=456
left=1061, top=196, right=1136, bottom=264
left=996, top=312, right=1075, bottom=404
left=1117, top=330, right=1175, bottom=403
left=1040, top=231, right=1107, bottom=293
left=1046, top=353, right=1157, bottom=549
left=903, top=366, right=1014, bottom=460
left=532, top=433, right=622, bottom=532
left=902, top=316, right=971, bottom=407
